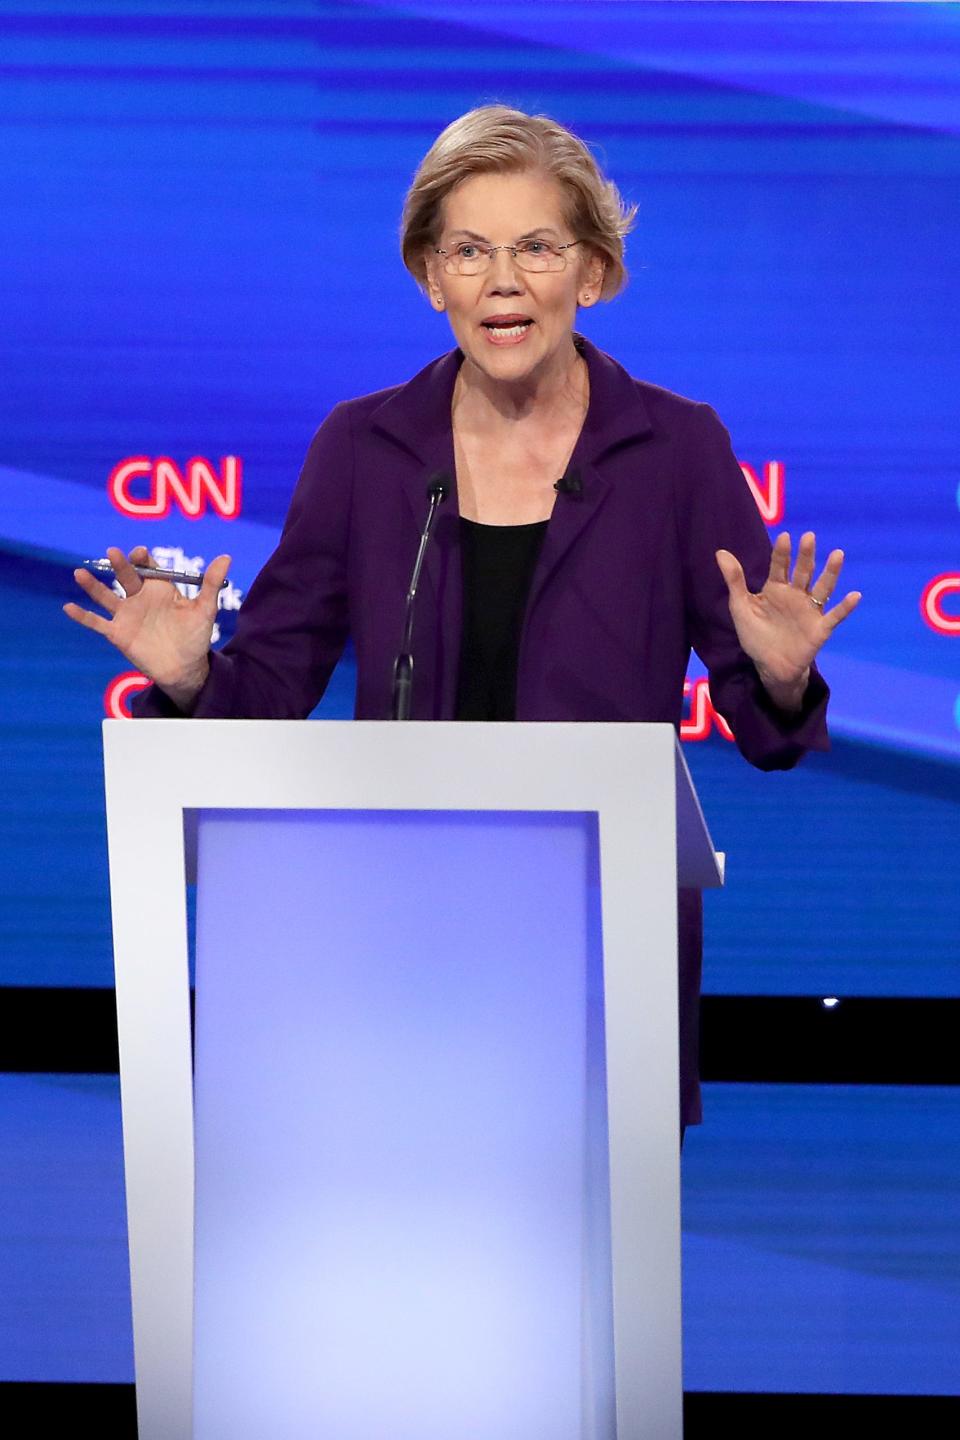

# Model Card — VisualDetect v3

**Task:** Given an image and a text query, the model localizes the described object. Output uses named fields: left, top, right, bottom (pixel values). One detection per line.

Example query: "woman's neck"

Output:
left=452, top=338, right=588, bottom=435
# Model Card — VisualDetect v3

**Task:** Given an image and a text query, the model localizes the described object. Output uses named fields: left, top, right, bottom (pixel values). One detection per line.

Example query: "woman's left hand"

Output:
left=715, top=531, right=861, bottom=711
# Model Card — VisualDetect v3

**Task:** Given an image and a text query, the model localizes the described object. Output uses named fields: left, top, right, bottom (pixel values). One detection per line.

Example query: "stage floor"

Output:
left=1, top=1074, right=957, bottom=1395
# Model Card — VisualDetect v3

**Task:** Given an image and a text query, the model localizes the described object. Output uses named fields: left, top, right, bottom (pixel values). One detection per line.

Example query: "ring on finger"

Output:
left=809, top=594, right=825, bottom=610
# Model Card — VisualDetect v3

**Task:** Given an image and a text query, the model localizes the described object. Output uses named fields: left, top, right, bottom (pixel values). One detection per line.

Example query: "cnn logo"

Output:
left=740, top=461, right=785, bottom=526
left=108, top=456, right=242, bottom=519
left=104, top=671, right=151, bottom=718
left=681, top=678, right=734, bottom=743
left=921, top=574, right=960, bottom=635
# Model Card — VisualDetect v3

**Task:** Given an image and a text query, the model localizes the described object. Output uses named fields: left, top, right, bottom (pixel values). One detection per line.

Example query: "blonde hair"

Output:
left=401, top=105, right=638, bottom=300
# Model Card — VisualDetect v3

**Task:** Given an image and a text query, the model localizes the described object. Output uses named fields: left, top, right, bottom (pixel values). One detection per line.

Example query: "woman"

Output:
left=65, top=106, right=860, bottom=1126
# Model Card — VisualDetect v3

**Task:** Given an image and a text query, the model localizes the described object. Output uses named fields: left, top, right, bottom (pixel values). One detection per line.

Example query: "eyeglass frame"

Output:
left=433, top=238, right=582, bottom=274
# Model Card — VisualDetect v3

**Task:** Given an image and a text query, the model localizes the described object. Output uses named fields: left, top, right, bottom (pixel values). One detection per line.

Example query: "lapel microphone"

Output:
left=554, top=467, right=583, bottom=498
left=391, top=471, right=451, bottom=721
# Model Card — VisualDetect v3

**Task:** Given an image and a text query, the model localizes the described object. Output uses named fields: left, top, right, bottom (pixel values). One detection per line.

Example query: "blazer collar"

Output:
left=368, top=333, right=653, bottom=471
left=574, top=334, right=655, bottom=461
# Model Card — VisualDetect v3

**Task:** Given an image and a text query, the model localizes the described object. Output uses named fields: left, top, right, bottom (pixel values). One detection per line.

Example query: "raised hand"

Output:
left=715, top=531, right=861, bottom=709
left=64, top=545, right=231, bottom=709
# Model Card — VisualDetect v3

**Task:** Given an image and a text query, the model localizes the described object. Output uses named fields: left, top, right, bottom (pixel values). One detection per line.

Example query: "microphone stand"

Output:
left=391, top=474, right=450, bottom=720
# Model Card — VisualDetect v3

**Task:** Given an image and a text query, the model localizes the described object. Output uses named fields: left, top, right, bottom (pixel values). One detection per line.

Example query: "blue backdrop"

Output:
left=1, top=0, right=957, bottom=993
left=0, top=0, right=958, bottom=1396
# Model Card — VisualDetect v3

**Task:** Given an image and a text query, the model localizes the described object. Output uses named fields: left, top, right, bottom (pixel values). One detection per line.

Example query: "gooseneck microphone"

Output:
left=391, top=472, right=451, bottom=720
left=553, top=466, right=583, bottom=498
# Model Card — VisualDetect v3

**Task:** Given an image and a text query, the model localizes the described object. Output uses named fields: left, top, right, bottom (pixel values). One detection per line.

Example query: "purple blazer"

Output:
left=134, top=335, right=829, bottom=1123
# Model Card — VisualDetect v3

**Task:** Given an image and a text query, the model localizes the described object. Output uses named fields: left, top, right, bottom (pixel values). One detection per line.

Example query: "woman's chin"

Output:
left=462, top=337, right=554, bottom=387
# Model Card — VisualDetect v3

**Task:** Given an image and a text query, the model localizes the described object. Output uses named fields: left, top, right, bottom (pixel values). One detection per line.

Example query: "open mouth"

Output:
left=482, top=315, right=534, bottom=339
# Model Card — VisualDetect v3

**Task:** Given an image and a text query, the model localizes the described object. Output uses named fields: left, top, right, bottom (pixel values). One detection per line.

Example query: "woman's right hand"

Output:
left=64, top=545, right=232, bottom=710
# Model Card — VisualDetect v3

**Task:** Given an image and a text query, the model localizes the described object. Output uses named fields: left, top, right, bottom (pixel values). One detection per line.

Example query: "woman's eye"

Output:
left=457, top=243, right=479, bottom=259
left=522, top=240, right=550, bottom=255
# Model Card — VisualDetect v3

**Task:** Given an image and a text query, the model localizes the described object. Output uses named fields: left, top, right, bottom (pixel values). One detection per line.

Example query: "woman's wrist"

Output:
left=156, top=657, right=210, bottom=714
left=756, top=664, right=810, bottom=714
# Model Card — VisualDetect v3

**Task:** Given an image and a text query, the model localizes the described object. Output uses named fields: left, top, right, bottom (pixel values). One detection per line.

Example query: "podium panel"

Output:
left=193, top=809, right=614, bottom=1440
left=104, top=720, right=722, bottom=1439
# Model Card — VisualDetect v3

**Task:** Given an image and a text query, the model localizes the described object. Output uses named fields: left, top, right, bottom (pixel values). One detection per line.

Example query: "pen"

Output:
left=82, top=559, right=229, bottom=590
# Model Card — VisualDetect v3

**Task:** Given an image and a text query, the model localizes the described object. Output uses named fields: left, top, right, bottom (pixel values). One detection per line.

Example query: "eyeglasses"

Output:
left=434, top=239, right=581, bottom=276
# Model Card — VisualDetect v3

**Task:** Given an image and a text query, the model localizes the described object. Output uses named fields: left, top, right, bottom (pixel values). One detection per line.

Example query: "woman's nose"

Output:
left=487, top=248, right=524, bottom=292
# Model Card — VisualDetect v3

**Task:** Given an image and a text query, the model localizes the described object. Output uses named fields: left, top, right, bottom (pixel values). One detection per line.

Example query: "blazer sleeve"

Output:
left=131, top=403, right=353, bottom=720
left=676, top=402, right=830, bottom=771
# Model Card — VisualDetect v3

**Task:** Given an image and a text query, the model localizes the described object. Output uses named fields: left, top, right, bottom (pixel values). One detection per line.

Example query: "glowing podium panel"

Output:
left=102, top=720, right=723, bottom=1440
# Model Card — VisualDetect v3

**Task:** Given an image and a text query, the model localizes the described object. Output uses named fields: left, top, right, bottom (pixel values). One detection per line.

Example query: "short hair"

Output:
left=400, top=105, right=638, bottom=300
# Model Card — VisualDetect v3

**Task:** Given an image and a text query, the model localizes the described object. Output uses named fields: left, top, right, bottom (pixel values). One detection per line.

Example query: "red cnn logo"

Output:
left=105, top=671, right=151, bottom=718
left=108, top=456, right=242, bottom=519
left=921, top=573, right=960, bottom=635
left=681, top=678, right=735, bottom=743
left=740, top=461, right=785, bottom=526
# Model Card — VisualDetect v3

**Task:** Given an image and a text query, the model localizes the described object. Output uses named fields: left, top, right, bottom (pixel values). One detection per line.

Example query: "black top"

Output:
left=455, top=516, right=549, bottom=721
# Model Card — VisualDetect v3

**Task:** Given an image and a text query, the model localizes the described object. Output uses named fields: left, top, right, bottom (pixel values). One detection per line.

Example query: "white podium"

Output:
left=103, top=720, right=722, bottom=1440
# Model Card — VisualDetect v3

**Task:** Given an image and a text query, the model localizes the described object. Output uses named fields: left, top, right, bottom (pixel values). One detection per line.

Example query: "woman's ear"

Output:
left=423, top=253, right=446, bottom=310
left=577, top=248, right=606, bottom=307
left=586, top=249, right=606, bottom=297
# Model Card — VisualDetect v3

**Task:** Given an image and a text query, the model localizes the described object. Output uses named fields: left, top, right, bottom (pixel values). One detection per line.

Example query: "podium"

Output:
left=103, top=720, right=722, bottom=1440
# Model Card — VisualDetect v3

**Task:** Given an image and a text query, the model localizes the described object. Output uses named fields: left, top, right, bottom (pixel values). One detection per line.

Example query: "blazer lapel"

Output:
left=370, top=350, right=464, bottom=717
left=523, top=457, right=611, bottom=621
left=523, top=336, right=653, bottom=622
